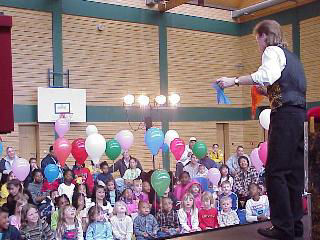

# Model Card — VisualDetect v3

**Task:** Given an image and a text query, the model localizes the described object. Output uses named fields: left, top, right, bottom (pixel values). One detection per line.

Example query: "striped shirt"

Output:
left=20, top=219, right=54, bottom=240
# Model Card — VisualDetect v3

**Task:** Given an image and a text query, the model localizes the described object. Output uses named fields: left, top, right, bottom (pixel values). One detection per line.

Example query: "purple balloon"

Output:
left=12, top=158, right=30, bottom=181
left=55, top=117, right=70, bottom=138
left=115, top=130, right=134, bottom=151
left=251, top=148, right=263, bottom=172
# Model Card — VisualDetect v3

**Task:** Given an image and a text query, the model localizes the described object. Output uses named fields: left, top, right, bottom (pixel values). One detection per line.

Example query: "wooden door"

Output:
left=216, top=123, right=230, bottom=163
left=19, top=125, right=39, bottom=162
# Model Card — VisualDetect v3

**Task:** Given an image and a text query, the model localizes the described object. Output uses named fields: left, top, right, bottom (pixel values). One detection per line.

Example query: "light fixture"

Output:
left=155, top=95, right=166, bottom=105
left=138, top=95, right=150, bottom=107
left=123, top=94, right=135, bottom=105
left=168, top=93, right=180, bottom=106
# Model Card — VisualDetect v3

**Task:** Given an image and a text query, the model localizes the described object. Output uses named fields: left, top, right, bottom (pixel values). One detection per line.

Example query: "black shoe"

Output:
left=257, top=226, right=287, bottom=240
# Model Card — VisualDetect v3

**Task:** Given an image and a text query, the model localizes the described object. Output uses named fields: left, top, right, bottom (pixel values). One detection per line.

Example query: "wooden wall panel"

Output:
left=300, top=16, right=320, bottom=102
left=229, top=121, right=264, bottom=158
left=240, top=24, right=293, bottom=107
left=167, top=28, right=243, bottom=107
left=38, top=124, right=55, bottom=160
left=0, top=123, right=54, bottom=163
left=169, top=122, right=217, bottom=171
left=0, top=7, right=52, bottom=104
left=62, top=15, right=160, bottom=106
left=61, top=122, right=162, bottom=171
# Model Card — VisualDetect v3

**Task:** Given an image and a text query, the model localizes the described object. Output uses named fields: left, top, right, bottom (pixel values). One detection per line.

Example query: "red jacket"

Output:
left=73, top=167, right=94, bottom=193
left=198, top=208, right=219, bottom=230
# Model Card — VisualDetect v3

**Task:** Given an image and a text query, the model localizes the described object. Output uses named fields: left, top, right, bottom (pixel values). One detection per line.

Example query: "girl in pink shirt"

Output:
left=173, top=171, right=191, bottom=202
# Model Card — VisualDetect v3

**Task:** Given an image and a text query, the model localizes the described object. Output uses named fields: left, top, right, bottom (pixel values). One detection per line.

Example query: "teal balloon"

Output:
left=193, top=141, right=208, bottom=159
left=145, top=128, right=164, bottom=156
left=44, top=164, right=59, bottom=182
left=0, top=142, right=2, bottom=157
left=105, top=139, right=122, bottom=161
left=151, top=170, right=170, bottom=197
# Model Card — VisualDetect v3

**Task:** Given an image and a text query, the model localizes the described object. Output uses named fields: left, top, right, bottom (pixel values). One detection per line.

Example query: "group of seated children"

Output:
left=0, top=157, right=270, bottom=240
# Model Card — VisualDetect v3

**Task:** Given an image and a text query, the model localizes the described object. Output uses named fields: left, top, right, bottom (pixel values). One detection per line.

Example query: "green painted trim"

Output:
left=159, top=19, right=170, bottom=170
left=14, top=103, right=320, bottom=123
left=159, top=23, right=168, bottom=96
left=62, top=0, right=160, bottom=25
left=0, top=0, right=53, bottom=12
left=61, top=0, right=240, bottom=35
left=239, top=1, right=320, bottom=36
left=52, top=0, right=63, bottom=87
left=307, top=102, right=320, bottom=109
left=14, top=105, right=37, bottom=123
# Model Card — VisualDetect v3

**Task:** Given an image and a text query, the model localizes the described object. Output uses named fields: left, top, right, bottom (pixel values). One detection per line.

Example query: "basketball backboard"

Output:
left=37, top=87, right=86, bottom=123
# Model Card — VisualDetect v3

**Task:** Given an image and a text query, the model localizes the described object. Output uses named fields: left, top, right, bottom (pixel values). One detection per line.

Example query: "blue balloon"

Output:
left=145, top=128, right=164, bottom=156
left=0, top=142, right=3, bottom=157
left=161, top=143, right=169, bottom=153
left=44, top=164, right=59, bottom=182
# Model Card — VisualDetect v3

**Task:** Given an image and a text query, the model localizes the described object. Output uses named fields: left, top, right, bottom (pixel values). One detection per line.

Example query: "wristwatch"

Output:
left=234, top=78, right=240, bottom=86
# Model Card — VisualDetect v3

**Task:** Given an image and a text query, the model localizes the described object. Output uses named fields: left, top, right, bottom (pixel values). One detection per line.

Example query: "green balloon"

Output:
left=151, top=170, right=170, bottom=197
left=193, top=141, right=208, bottom=159
left=105, top=139, right=122, bottom=161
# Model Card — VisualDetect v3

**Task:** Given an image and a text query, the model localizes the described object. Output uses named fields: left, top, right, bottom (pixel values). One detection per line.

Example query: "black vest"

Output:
left=267, top=47, right=306, bottom=110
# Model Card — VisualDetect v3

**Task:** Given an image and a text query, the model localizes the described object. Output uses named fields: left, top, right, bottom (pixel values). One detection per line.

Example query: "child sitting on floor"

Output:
left=218, top=196, right=240, bottom=227
left=133, top=201, right=159, bottom=240
left=245, top=183, right=270, bottom=223
left=198, top=191, right=219, bottom=230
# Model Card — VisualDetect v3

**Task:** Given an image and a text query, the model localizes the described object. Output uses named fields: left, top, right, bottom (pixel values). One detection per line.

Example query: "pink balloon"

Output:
left=55, top=117, right=70, bottom=138
left=207, top=168, right=221, bottom=186
left=115, top=130, right=134, bottom=151
left=258, top=142, right=268, bottom=166
left=54, top=137, right=71, bottom=167
left=170, top=138, right=185, bottom=161
left=250, top=148, right=263, bottom=172
left=12, top=158, right=30, bottom=181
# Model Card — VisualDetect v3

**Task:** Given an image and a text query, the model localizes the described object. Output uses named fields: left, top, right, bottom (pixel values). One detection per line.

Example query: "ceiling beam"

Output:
left=158, top=0, right=190, bottom=12
left=235, top=0, right=316, bottom=22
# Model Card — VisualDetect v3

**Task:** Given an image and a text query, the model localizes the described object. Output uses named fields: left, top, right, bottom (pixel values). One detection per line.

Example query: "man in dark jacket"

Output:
left=40, top=146, right=58, bottom=175
left=108, top=150, right=143, bottom=177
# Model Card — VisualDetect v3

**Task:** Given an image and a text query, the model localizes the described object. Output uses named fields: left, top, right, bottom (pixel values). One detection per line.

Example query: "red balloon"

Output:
left=170, top=138, right=185, bottom=161
left=71, top=138, right=88, bottom=165
left=53, top=137, right=71, bottom=167
left=258, top=142, right=268, bottom=166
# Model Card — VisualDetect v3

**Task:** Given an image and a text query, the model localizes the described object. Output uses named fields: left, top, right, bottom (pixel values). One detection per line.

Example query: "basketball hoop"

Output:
left=57, top=113, right=74, bottom=122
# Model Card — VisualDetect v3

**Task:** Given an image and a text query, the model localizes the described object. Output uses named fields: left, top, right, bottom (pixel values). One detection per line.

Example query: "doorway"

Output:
left=19, top=124, right=39, bottom=163
left=216, top=123, right=230, bottom=163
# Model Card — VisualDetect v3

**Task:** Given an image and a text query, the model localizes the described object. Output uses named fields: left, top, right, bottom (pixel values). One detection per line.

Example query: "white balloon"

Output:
left=86, top=125, right=98, bottom=136
left=164, top=130, right=179, bottom=147
left=85, top=133, right=106, bottom=164
left=259, top=109, right=271, bottom=130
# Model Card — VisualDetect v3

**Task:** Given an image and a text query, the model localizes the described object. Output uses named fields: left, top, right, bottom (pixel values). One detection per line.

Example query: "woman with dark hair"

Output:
left=216, top=19, right=306, bottom=239
left=233, top=156, right=259, bottom=208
